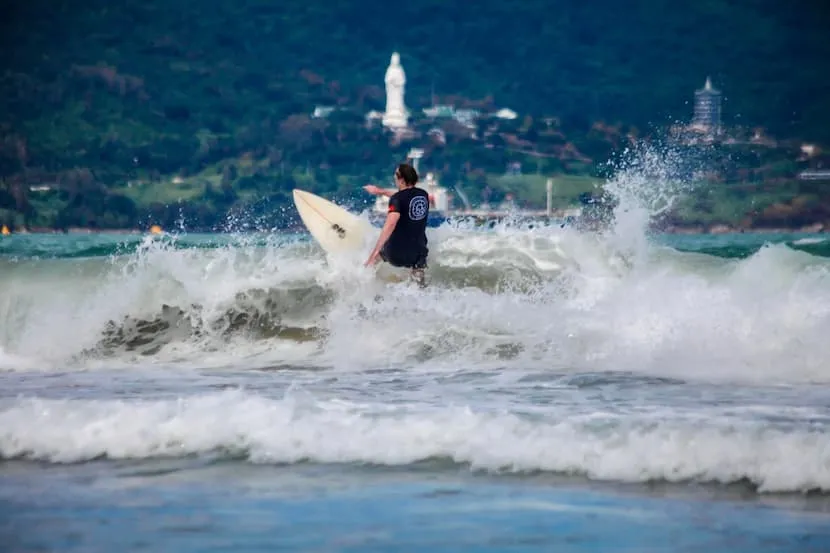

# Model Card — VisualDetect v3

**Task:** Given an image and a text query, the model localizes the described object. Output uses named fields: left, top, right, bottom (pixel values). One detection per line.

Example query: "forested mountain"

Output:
left=1, top=0, right=828, bottom=231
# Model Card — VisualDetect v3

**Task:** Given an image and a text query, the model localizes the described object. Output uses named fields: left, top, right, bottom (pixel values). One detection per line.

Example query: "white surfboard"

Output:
left=292, top=188, right=376, bottom=255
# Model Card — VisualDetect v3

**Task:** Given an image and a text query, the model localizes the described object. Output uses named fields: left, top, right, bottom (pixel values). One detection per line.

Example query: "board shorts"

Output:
left=380, top=247, right=428, bottom=269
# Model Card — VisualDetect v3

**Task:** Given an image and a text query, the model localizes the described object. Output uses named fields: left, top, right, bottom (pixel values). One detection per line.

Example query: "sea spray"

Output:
left=2, top=224, right=830, bottom=381
left=598, top=139, right=701, bottom=265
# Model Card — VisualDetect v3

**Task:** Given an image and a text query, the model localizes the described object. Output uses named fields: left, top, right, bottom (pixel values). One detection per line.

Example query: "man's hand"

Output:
left=364, top=251, right=380, bottom=267
left=363, top=184, right=382, bottom=195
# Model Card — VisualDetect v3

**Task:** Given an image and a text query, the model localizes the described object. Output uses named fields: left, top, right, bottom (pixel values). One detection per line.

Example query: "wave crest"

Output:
left=1, top=391, right=827, bottom=494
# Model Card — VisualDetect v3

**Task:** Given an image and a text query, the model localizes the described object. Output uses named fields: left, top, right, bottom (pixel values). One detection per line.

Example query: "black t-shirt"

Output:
left=383, top=186, right=429, bottom=265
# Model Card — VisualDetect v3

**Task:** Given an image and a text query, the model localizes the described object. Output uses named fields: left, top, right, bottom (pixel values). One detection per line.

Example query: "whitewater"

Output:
left=1, top=148, right=829, bottom=551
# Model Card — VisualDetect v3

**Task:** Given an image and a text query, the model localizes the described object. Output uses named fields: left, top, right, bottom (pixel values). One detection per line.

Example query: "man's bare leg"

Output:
left=410, top=267, right=426, bottom=288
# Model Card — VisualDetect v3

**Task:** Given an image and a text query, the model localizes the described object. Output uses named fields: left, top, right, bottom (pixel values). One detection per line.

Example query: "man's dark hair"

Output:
left=397, top=163, right=419, bottom=186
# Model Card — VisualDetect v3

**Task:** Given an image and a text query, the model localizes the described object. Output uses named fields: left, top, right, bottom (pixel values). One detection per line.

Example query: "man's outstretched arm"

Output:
left=363, top=185, right=396, bottom=198
left=365, top=185, right=435, bottom=206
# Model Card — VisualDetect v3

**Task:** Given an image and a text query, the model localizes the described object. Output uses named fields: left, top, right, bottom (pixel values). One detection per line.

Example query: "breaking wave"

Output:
left=1, top=226, right=828, bottom=383
left=1, top=390, right=828, bottom=494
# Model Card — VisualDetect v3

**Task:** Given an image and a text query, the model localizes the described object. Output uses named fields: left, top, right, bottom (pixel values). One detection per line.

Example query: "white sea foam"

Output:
left=1, top=391, right=827, bottom=494
left=0, top=222, right=828, bottom=383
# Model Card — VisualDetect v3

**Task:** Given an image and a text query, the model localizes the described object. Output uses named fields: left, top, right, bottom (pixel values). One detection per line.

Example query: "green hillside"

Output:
left=1, top=0, right=828, bottom=231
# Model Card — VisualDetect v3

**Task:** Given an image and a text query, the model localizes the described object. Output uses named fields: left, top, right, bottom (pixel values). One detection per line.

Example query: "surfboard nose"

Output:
left=292, top=188, right=308, bottom=201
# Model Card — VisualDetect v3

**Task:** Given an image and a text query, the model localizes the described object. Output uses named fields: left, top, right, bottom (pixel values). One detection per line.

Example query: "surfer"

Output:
left=363, top=163, right=429, bottom=287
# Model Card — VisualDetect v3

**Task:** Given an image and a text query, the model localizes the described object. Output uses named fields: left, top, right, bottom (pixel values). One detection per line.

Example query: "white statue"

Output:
left=382, top=52, right=408, bottom=129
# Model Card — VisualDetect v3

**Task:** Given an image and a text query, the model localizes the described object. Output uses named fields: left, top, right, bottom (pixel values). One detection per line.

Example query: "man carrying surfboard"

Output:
left=363, top=163, right=430, bottom=287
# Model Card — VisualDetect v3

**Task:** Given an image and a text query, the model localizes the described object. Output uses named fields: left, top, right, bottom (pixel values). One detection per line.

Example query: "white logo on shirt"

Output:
left=408, top=196, right=428, bottom=221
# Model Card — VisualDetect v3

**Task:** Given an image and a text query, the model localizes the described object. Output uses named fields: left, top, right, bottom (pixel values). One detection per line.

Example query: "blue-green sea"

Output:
left=2, top=222, right=830, bottom=552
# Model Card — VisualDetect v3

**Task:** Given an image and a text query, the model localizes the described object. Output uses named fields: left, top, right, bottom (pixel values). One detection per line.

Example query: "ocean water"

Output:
left=2, top=159, right=830, bottom=550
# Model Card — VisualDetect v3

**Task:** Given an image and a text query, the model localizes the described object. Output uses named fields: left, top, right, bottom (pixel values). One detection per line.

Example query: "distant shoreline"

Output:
left=2, top=221, right=826, bottom=236
left=658, top=222, right=825, bottom=235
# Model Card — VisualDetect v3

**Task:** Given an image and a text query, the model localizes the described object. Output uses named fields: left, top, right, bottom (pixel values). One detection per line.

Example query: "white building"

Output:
left=382, top=52, right=409, bottom=129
